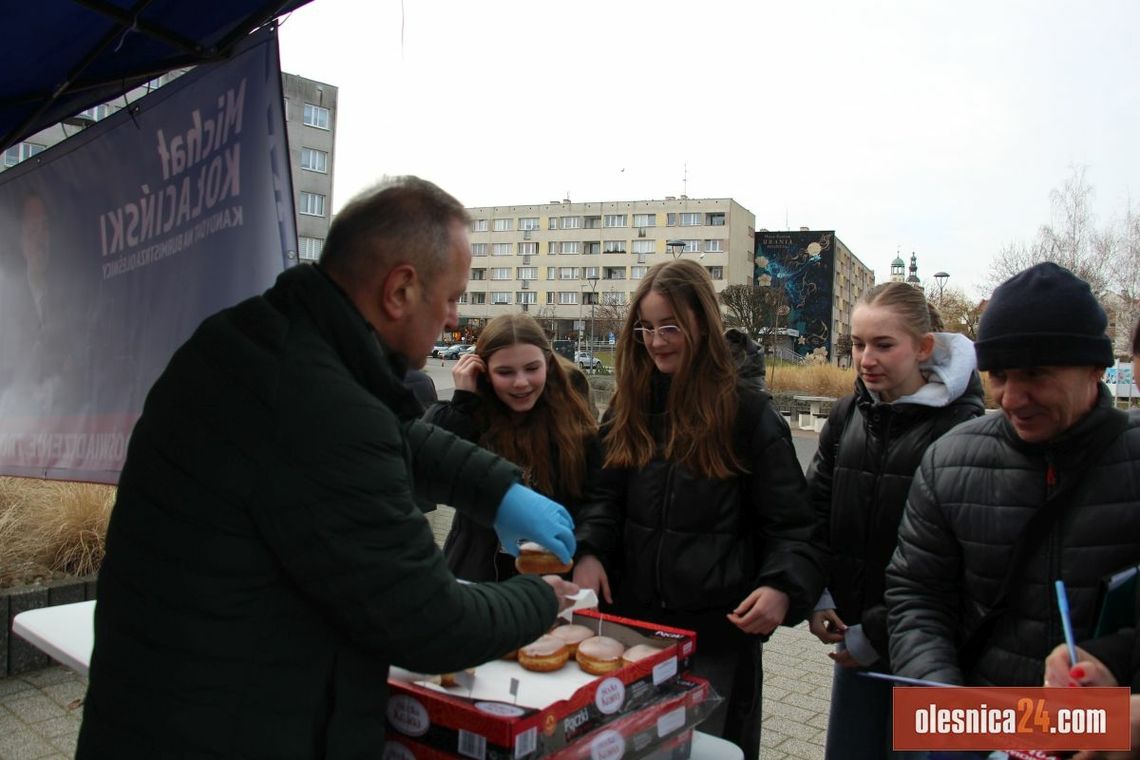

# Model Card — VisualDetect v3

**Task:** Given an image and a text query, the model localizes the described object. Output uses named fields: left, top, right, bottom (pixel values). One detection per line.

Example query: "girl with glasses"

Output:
left=425, top=313, right=599, bottom=582
left=806, top=281, right=984, bottom=758
left=572, top=259, right=822, bottom=759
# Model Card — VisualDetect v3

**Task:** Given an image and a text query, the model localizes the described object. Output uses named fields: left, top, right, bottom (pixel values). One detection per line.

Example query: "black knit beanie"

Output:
left=975, top=262, right=1113, bottom=371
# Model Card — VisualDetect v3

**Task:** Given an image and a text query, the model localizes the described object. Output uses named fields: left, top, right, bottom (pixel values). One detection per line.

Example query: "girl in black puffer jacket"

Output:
left=806, top=282, right=985, bottom=759
left=425, top=313, right=599, bottom=582
left=574, top=260, right=822, bottom=760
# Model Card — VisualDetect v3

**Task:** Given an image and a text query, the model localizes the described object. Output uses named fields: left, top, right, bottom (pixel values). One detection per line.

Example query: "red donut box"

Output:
left=384, top=610, right=697, bottom=759
left=384, top=674, right=711, bottom=760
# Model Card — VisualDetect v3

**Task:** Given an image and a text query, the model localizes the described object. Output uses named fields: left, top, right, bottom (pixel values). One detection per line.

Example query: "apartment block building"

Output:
left=1, top=71, right=336, bottom=262
left=755, top=229, right=874, bottom=363
left=462, top=197, right=756, bottom=341
left=282, top=73, right=336, bottom=262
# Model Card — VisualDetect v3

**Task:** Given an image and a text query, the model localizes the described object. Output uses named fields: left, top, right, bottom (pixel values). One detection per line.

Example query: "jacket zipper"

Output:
left=656, top=462, right=675, bottom=608
left=1044, top=451, right=1059, bottom=651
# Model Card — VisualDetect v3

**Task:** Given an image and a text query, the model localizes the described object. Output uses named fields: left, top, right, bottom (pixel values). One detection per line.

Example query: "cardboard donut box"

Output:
left=384, top=610, right=704, bottom=759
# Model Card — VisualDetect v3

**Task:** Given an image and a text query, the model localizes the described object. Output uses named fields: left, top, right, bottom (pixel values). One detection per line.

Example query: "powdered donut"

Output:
left=621, top=644, right=663, bottom=667
left=514, top=541, right=574, bottom=574
left=548, top=624, right=594, bottom=654
left=575, top=635, right=626, bottom=675
left=518, top=634, right=570, bottom=672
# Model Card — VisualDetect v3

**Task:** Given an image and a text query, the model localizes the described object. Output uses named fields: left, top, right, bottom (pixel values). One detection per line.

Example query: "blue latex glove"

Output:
left=493, top=483, right=577, bottom=564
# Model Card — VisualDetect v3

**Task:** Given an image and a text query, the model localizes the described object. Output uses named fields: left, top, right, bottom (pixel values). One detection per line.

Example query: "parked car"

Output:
left=441, top=344, right=473, bottom=360
left=430, top=344, right=449, bottom=358
left=575, top=351, right=602, bottom=370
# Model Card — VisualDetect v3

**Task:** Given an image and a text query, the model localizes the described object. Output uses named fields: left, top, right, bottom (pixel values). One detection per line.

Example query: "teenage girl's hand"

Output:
left=451, top=352, right=486, bottom=393
left=1043, top=643, right=1117, bottom=688
left=828, top=649, right=861, bottom=669
left=728, top=586, right=790, bottom=635
left=808, top=609, right=847, bottom=644
left=571, top=554, right=612, bottom=604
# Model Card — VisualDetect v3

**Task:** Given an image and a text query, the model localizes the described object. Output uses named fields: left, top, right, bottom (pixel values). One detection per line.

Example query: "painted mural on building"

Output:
left=755, top=230, right=835, bottom=361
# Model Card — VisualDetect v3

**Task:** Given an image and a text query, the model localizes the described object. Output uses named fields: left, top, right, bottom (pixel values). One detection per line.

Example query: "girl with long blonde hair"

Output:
left=573, top=259, right=822, bottom=759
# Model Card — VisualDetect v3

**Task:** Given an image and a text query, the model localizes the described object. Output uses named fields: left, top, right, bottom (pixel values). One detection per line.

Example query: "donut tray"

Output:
left=384, top=609, right=699, bottom=759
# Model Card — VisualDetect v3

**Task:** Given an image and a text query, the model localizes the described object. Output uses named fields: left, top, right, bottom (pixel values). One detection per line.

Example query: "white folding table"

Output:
left=11, top=600, right=743, bottom=758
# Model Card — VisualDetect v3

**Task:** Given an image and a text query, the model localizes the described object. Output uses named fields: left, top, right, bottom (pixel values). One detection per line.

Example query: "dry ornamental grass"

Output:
left=0, top=477, right=115, bottom=588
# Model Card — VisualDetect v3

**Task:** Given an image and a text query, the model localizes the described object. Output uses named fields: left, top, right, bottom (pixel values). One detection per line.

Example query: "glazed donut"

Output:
left=518, top=634, right=570, bottom=672
left=575, top=635, right=626, bottom=675
left=621, top=644, right=662, bottom=667
left=514, top=541, right=574, bottom=575
left=548, top=624, right=594, bottom=655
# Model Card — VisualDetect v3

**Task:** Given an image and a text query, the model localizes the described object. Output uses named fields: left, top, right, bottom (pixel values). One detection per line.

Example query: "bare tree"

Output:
left=934, top=286, right=984, bottom=340
left=718, top=283, right=789, bottom=357
left=987, top=166, right=1110, bottom=296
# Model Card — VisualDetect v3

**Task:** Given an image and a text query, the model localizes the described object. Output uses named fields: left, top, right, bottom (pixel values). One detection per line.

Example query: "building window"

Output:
left=560, top=216, right=582, bottom=230
left=469, top=292, right=487, bottom=305
left=631, top=265, right=648, bottom=280
left=78, top=104, right=111, bottom=122
left=491, top=292, right=512, bottom=305
left=558, top=292, right=579, bottom=305
left=519, top=217, right=539, bottom=230
left=666, top=213, right=677, bottom=226
left=470, top=268, right=486, bottom=280
left=519, top=242, right=538, bottom=256
left=604, top=214, right=627, bottom=228
left=603, top=267, right=626, bottom=280
left=632, top=240, right=654, bottom=254
left=680, top=212, right=701, bottom=226
left=546, top=267, right=557, bottom=280
left=492, top=243, right=513, bottom=256
left=471, top=243, right=488, bottom=256
left=493, top=218, right=513, bottom=232
left=603, top=240, right=626, bottom=254
left=583, top=266, right=600, bottom=279
left=299, top=191, right=326, bottom=216
left=517, top=291, right=536, bottom=305
left=559, top=241, right=581, bottom=255
left=583, top=291, right=599, bottom=305
left=3, top=141, right=45, bottom=167
left=471, top=218, right=489, bottom=232
left=602, top=291, right=627, bottom=305
left=548, top=217, right=558, bottom=230
left=584, top=241, right=601, bottom=255
left=706, top=266, right=725, bottom=280
left=633, top=213, right=656, bottom=228
left=707, top=213, right=726, bottom=226
left=491, top=267, right=512, bottom=280
left=518, top=267, right=537, bottom=280
left=583, top=216, right=602, bottom=229
left=705, top=239, right=723, bottom=252
left=546, top=291, right=556, bottom=305
left=298, top=236, right=324, bottom=261
left=559, top=267, right=579, bottom=280
left=303, top=103, right=330, bottom=129
left=300, top=147, right=328, bottom=173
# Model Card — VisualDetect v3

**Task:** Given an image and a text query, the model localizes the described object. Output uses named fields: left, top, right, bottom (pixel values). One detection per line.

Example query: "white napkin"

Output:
left=558, top=588, right=599, bottom=621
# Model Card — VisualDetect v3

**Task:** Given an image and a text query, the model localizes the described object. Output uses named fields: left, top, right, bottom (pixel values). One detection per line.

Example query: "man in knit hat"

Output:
left=884, top=262, right=1140, bottom=687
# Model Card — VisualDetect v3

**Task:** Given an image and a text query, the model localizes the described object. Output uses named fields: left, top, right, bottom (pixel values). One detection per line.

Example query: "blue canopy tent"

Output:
left=0, top=0, right=313, bottom=153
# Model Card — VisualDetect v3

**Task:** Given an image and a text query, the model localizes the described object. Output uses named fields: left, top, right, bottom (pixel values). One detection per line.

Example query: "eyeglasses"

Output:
left=633, top=324, right=684, bottom=343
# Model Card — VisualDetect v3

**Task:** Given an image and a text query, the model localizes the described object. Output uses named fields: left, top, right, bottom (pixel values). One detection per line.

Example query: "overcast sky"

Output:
left=276, top=0, right=1139, bottom=296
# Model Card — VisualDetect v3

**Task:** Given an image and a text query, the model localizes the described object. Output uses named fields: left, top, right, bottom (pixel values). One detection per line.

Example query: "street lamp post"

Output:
left=666, top=239, right=687, bottom=260
left=584, top=275, right=598, bottom=354
left=933, top=271, right=950, bottom=308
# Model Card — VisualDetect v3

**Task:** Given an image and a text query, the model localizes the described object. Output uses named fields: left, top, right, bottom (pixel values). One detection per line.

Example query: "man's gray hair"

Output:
left=319, top=176, right=469, bottom=285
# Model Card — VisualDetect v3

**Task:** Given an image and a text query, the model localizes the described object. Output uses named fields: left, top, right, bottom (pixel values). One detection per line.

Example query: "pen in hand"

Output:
left=1054, top=579, right=1079, bottom=668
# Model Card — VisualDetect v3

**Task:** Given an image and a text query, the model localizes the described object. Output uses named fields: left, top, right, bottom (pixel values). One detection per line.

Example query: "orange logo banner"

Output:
left=892, top=687, right=1131, bottom=752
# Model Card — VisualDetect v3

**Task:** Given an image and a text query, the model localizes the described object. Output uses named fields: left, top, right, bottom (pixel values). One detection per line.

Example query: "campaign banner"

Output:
left=0, top=28, right=296, bottom=483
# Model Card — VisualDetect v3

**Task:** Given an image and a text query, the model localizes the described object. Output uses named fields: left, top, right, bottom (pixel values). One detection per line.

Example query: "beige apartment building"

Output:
left=462, top=197, right=756, bottom=342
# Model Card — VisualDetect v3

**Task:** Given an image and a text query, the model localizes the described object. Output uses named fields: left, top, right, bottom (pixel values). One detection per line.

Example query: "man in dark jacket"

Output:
left=78, top=177, right=578, bottom=759
left=885, top=262, right=1140, bottom=687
